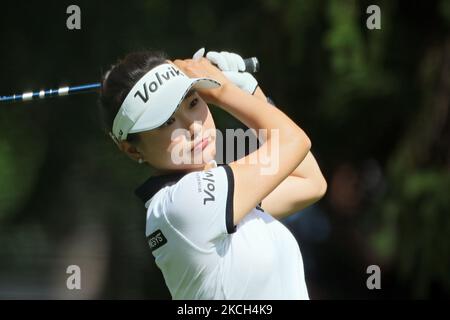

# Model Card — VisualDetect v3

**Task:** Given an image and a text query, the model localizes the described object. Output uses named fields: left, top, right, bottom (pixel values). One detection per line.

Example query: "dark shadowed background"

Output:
left=0, top=0, right=449, bottom=299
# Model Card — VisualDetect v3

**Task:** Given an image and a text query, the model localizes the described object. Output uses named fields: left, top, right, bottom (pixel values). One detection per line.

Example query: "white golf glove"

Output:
left=192, top=48, right=258, bottom=94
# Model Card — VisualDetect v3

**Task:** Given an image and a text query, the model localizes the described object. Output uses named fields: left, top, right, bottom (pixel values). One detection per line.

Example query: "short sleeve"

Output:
left=161, top=164, right=236, bottom=247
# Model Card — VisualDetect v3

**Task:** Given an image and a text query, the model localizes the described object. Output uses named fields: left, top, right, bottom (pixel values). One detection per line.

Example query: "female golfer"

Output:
left=99, top=49, right=327, bottom=299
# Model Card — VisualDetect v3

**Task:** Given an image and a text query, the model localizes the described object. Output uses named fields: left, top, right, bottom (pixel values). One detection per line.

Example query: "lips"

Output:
left=192, top=137, right=210, bottom=152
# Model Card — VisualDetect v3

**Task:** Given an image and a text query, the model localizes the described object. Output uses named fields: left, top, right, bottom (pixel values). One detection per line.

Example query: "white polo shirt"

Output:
left=135, top=161, right=309, bottom=300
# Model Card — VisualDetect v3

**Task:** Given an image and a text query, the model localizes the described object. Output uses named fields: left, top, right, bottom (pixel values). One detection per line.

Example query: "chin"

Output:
left=200, top=145, right=216, bottom=164
left=188, top=153, right=215, bottom=167
left=189, top=142, right=216, bottom=165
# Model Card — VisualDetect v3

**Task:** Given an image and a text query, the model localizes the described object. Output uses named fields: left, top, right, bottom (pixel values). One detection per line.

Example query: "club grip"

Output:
left=243, top=57, right=259, bottom=73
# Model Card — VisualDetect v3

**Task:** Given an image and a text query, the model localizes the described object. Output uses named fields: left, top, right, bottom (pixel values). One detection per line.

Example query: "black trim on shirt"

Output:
left=135, top=171, right=188, bottom=204
left=221, top=164, right=236, bottom=234
left=136, top=164, right=237, bottom=235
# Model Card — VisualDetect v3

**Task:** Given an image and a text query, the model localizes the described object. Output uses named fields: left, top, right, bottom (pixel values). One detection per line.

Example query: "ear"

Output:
left=119, top=141, right=141, bottom=162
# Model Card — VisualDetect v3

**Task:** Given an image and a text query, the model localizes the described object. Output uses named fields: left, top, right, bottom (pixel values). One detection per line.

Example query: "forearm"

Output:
left=216, top=84, right=310, bottom=157
left=290, top=151, right=324, bottom=179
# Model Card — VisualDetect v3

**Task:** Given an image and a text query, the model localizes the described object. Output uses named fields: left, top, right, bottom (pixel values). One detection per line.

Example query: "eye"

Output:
left=189, top=98, right=199, bottom=109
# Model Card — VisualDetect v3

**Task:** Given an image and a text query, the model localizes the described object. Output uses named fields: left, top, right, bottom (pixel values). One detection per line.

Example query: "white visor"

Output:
left=111, top=63, right=220, bottom=142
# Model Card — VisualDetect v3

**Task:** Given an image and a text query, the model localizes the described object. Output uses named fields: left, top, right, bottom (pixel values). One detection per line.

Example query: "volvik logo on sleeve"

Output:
left=134, top=66, right=185, bottom=103
left=147, top=229, right=167, bottom=252
left=202, top=171, right=216, bottom=205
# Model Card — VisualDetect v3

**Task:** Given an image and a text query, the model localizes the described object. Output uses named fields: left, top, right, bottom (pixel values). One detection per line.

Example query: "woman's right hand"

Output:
left=172, top=58, right=236, bottom=105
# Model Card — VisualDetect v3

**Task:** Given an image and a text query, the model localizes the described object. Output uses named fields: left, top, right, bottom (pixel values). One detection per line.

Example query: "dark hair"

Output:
left=99, top=50, right=168, bottom=144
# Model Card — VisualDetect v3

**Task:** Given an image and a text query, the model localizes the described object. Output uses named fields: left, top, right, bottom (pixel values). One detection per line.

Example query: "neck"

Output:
left=152, top=165, right=206, bottom=177
left=153, top=160, right=217, bottom=177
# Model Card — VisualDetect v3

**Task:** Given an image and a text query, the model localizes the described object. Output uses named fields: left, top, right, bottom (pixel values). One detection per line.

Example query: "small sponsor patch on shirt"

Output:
left=147, top=229, right=167, bottom=252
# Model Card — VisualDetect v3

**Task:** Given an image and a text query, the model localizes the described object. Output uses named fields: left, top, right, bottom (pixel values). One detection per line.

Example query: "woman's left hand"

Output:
left=172, top=57, right=236, bottom=104
left=193, top=48, right=258, bottom=94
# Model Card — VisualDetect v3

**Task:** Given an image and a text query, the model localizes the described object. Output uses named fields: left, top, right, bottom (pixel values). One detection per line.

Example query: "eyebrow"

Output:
left=184, top=90, right=196, bottom=99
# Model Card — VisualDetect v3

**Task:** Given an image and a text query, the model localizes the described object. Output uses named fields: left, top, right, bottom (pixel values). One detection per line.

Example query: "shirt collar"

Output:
left=134, top=160, right=219, bottom=205
left=134, top=171, right=187, bottom=205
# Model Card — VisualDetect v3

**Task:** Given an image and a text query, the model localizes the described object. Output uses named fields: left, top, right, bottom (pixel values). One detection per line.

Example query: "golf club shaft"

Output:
left=0, top=57, right=259, bottom=104
left=0, top=83, right=101, bottom=103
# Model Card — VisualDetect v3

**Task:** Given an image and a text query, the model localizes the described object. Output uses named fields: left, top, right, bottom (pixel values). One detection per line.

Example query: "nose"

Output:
left=188, top=120, right=203, bottom=142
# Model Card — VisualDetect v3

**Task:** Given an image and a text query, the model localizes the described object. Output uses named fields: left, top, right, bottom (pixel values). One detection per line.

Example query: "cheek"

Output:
left=148, top=132, right=196, bottom=167
left=168, top=125, right=192, bottom=146
left=139, top=135, right=172, bottom=162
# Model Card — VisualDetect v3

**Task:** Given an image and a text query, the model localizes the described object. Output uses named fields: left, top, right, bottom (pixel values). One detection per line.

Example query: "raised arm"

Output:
left=252, top=87, right=327, bottom=219
left=173, top=58, right=311, bottom=226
